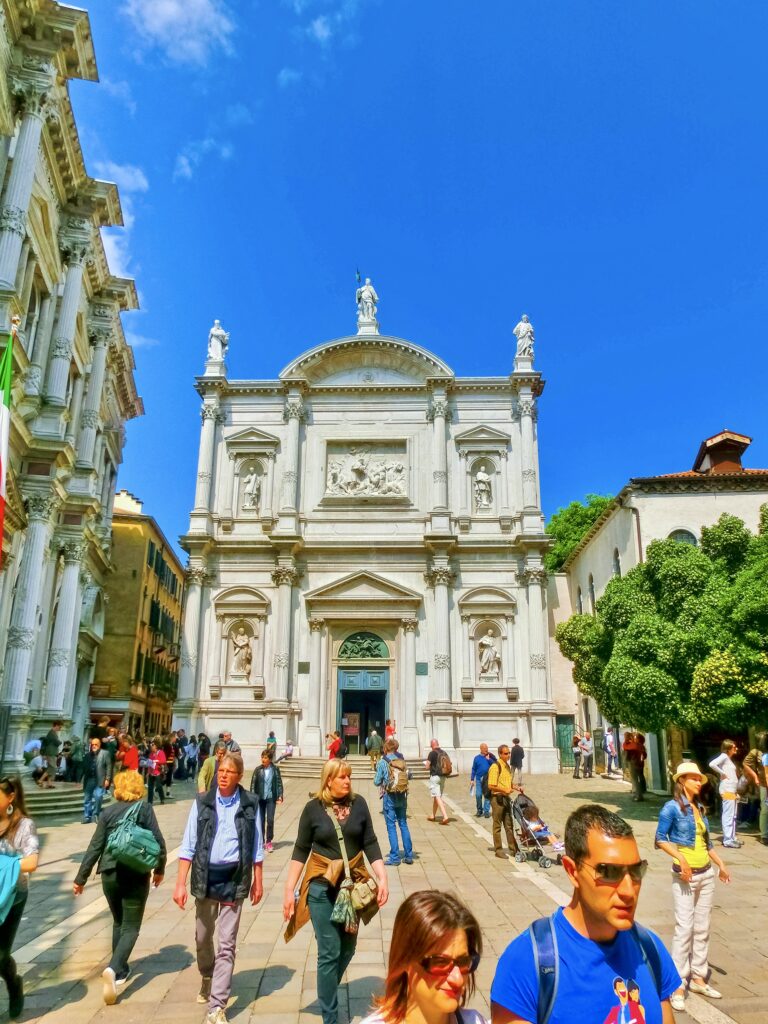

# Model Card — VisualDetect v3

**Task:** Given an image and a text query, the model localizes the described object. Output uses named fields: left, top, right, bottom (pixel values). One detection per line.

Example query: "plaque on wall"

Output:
left=322, top=441, right=409, bottom=504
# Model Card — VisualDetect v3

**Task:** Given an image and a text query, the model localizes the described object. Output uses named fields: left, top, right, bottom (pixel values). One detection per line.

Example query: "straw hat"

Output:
left=673, top=761, right=705, bottom=782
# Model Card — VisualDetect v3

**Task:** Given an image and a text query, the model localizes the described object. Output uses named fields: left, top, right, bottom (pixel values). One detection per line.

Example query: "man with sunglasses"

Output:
left=491, top=804, right=680, bottom=1024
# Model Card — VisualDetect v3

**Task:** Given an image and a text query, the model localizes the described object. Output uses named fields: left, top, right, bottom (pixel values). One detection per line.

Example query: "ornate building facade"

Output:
left=177, top=291, right=558, bottom=772
left=0, top=1, right=142, bottom=759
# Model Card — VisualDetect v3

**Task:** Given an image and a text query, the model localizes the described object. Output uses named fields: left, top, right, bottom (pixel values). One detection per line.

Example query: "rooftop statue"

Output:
left=513, top=314, right=535, bottom=359
left=356, top=277, right=379, bottom=325
left=208, top=318, right=230, bottom=361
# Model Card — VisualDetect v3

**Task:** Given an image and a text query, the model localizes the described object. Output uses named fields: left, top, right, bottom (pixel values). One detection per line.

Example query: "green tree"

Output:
left=545, top=494, right=614, bottom=572
left=555, top=509, right=768, bottom=731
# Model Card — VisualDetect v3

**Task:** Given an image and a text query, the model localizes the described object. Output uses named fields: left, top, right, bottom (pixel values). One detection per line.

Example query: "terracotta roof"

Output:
left=639, top=469, right=768, bottom=480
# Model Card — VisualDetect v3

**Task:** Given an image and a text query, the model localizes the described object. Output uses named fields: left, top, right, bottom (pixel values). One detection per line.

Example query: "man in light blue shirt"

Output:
left=174, top=753, right=263, bottom=1024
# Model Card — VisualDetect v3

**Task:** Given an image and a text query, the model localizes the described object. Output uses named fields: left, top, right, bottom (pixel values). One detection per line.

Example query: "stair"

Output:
left=21, top=781, right=113, bottom=822
left=278, top=755, right=429, bottom=781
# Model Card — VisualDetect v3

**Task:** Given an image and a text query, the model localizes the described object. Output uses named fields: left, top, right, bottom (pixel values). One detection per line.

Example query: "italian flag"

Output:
left=0, top=331, right=12, bottom=564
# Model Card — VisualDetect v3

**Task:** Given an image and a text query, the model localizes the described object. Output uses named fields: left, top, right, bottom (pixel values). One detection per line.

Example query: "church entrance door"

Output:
left=337, top=668, right=389, bottom=756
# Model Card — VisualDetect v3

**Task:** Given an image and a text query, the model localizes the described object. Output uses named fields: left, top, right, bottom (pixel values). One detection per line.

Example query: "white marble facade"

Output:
left=177, top=299, right=558, bottom=772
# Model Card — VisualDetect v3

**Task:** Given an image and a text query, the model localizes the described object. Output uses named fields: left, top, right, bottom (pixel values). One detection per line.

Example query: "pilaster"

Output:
left=44, top=540, right=86, bottom=714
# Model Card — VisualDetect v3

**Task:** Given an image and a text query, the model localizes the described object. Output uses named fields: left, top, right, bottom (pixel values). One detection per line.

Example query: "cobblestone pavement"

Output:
left=4, top=769, right=766, bottom=1024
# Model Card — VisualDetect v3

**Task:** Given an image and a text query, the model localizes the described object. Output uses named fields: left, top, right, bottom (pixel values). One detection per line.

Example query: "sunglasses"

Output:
left=580, top=860, right=649, bottom=886
left=420, top=953, right=480, bottom=977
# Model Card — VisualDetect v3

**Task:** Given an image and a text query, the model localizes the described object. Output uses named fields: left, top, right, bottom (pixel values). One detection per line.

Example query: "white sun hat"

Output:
left=673, top=761, right=706, bottom=782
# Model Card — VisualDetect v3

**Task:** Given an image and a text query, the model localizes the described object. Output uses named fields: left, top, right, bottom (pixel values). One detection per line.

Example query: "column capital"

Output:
left=200, top=403, right=221, bottom=422
left=271, top=566, right=301, bottom=587
left=517, top=396, right=536, bottom=419
left=426, top=398, right=452, bottom=422
left=284, top=397, right=306, bottom=422
left=80, top=408, right=99, bottom=429
left=61, top=540, right=87, bottom=565
left=185, top=566, right=209, bottom=586
left=10, top=57, right=56, bottom=117
left=400, top=617, right=418, bottom=632
left=25, top=493, right=58, bottom=522
left=424, top=567, right=455, bottom=588
left=521, top=567, right=548, bottom=586
left=309, top=617, right=325, bottom=632
left=0, top=206, right=26, bottom=238
left=87, top=321, right=113, bottom=348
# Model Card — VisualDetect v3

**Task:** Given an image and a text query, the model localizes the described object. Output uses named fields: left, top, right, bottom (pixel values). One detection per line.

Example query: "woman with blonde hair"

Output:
left=0, top=777, right=39, bottom=1019
left=361, top=890, right=487, bottom=1024
left=284, top=758, right=388, bottom=1024
left=74, top=769, right=166, bottom=1005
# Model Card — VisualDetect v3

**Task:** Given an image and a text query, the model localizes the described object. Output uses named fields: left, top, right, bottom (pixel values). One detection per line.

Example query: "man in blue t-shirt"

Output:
left=470, top=743, right=497, bottom=817
left=491, top=804, right=680, bottom=1024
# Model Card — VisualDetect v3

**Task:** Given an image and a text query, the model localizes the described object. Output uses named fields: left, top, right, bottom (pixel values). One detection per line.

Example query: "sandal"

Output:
left=439, top=818, right=451, bottom=825
left=426, top=816, right=436, bottom=822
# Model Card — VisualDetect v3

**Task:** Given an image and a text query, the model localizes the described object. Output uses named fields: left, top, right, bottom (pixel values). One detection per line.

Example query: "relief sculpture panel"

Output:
left=325, top=442, right=408, bottom=499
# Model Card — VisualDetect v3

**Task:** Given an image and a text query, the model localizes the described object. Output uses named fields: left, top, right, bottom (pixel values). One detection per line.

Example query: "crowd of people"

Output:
left=0, top=721, right=763, bottom=1023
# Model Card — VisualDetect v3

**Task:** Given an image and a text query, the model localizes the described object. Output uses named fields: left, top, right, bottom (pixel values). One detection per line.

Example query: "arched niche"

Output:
left=235, top=456, right=266, bottom=516
left=458, top=587, right=517, bottom=687
left=213, top=586, right=271, bottom=696
left=469, top=455, right=499, bottom=515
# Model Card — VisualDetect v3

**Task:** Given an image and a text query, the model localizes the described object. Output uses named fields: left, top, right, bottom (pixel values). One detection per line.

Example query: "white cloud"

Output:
left=126, top=332, right=161, bottom=350
left=309, top=14, right=333, bottom=43
left=101, top=78, right=137, bottom=116
left=173, top=138, right=234, bottom=182
left=93, top=161, right=149, bottom=278
left=225, top=103, right=254, bottom=126
left=120, top=0, right=235, bottom=66
left=297, top=1, right=370, bottom=49
left=101, top=232, right=131, bottom=279
left=278, top=67, right=303, bottom=88
left=94, top=160, right=149, bottom=195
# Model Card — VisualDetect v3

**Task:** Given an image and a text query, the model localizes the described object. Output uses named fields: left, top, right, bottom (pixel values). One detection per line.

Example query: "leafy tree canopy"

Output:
left=545, top=493, right=614, bottom=572
left=555, top=508, right=768, bottom=732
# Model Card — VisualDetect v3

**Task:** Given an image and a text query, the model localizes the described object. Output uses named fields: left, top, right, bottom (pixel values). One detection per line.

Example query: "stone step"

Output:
left=20, top=781, right=113, bottom=821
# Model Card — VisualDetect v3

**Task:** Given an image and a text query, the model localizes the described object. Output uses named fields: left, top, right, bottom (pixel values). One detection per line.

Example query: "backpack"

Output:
left=106, top=801, right=161, bottom=874
left=481, top=771, right=492, bottom=801
left=530, top=915, right=662, bottom=1024
left=437, top=750, right=452, bottom=777
left=337, top=742, right=349, bottom=759
left=601, top=733, right=611, bottom=753
left=385, top=756, right=409, bottom=794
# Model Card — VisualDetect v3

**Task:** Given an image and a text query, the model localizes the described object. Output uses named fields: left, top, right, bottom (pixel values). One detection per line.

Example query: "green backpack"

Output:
left=106, top=801, right=161, bottom=873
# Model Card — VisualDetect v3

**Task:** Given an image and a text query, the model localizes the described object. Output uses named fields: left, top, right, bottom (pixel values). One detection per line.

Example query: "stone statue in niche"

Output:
left=356, top=277, right=379, bottom=324
left=231, top=627, right=252, bottom=675
left=326, top=445, right=406, bottom=497
left=241, top=465, right=261, bottom=512
left=474, top=463, right=493, bottom=510
left=513, top=314, right=534, bottom=358
left=207, top=319, right=230, bottom=361
left=478, top=629, right=501, bottom=677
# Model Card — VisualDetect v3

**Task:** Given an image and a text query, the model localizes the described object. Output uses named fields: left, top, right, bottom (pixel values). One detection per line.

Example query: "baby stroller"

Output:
left=509, top=792, right=562, bottom=870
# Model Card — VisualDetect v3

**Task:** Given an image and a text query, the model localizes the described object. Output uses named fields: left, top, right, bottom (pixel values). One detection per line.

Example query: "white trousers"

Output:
left=720, top=790, right=737, bottom=844
left=671, top=865, right=715, bottom=983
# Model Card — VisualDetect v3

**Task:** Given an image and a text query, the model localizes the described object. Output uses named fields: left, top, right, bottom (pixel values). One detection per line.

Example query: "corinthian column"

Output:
left=280, top=394, right=305, bottom=512
left=194, top=403, right=222, bottom=510
left=45, top=229, right=91, bottom=406
left=518, top=395, right=538, bottom=509
left=425, top=565, right=454, bottom=702
left=44, top=541, right=86, bottom=713
left=3, top=494, right=59, bottom=706
left=76, top=323, right=111, bottom=467
left=0, top=60, right=56, bottom=296
left=427, top=393, right=450, bottom=510
left=522, top=567, right=549, bottom=703
left=306, top=617, right=325, bottom=754
left=400, top=617, right=420, bottom=756
left=271, top=565, right=301, bottom=701
left=178, top=567, right=207, bottom=702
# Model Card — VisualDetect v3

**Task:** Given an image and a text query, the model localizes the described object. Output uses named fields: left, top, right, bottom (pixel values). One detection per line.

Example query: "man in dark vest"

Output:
left=174, top=752, right=264, bottom=1024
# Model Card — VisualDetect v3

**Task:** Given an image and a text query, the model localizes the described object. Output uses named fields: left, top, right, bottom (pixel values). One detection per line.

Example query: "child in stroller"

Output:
left=511, top=792, right=564, bottom=868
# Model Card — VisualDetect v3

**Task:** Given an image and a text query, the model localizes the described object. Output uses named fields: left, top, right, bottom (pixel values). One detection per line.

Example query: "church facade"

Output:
left=177, top=291, right=559, bottom=772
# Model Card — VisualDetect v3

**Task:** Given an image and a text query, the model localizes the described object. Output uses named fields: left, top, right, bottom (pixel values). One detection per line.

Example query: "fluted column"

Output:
left=519, top=395, right=538, bottom=509
left=522, top=567, right=549, bottom=702
left=271, top=565, right=300, bottom=701
left=427, top=393, right=450, bottom=510
left=306, top=617, right=325, bottom=754
left=400, top=617, right=419, bottom=756
left=3, top=494, right=58, bottom=705
left=425, top=565, right=454, bottom=702
left=76, top=325, right=110, bottom=466
left=0, top=60, right=55, bottom=295
left=44, top=232, right=91, bottom=406
left=461, top=613, right=472, bottom=686
left=44, top=541, right=85, bottom=713
left=503, top=614, right=516, bottom=687
left=458, top=449, right=469, bottom=517
left=194, top=402, right=221, bottom=510
left=24, top=293, right=56, bottom=397
left=280, top=395, right=305, bottom=512
left=263, top=451, right=275, bottom=520
left=178, top=567, right=207, bottom=701
left=500, top=450, right=512, bottom=514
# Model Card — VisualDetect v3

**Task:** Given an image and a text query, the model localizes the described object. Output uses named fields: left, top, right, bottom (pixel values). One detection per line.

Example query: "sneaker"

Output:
left=403, top=857, right=414, bottom=864
left=688, top=982, right=722, bottom=998
left=115, top=968, right=131, bottom=986
left=265, top=841, right=273, bottom=853
left=484, top=812, right=491, bottom=818
left=384, top=857, right=401, bottom=866
left=475, top=811, right=484, bottom=817
left=722, top=841, right=742, bottom=849
left=495, top=851, right=508, bottom=859
left=7, top=975, right=23, bottom=1019
left=206, top=1009, right=228, bottom=1024
left=197, top=977, right=213, bottom=1004
left=669, top=992, right=685, bottom=1012
left=102, top=967, right=117, bottom=1005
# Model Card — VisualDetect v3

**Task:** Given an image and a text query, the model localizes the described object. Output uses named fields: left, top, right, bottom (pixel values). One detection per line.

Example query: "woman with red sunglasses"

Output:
left=361, top=890, right=487, bottom=1024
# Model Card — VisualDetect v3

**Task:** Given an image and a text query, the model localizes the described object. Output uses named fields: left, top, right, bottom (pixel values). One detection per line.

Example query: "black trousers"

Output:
left=147, top=774, right=165, bottom=804
left=0, top=891, right=26, bottom=992
left=573, top=751, right=582, bottom=778
left=101, top=868, right=151, bottom=979
left=258, top=799, right=276, bottom=843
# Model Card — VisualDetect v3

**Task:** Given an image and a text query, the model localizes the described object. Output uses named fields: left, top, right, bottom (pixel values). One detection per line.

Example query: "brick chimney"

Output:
left=692, top=430, right=752, bottom=475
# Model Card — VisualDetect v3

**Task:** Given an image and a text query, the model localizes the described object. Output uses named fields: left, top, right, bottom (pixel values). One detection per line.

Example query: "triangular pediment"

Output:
left=454, top=425, right=511, bottom=445
left=225, top=427, right=280, bottom=452
left=305, top=571, right=421, bottom=608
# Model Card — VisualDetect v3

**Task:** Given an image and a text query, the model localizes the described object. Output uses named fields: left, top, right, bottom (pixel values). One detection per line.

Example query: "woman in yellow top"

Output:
left=655, top=761, right=731, bottom=1014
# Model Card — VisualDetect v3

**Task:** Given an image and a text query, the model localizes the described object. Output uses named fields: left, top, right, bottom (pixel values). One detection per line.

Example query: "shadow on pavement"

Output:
left=562, top=790, right=666, bottom=824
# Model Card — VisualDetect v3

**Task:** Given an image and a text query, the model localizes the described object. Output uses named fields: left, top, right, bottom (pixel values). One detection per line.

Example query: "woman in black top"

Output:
left=73, top=770, right=166, bottom=1005
left=283, top=759, right=387, bottom=1024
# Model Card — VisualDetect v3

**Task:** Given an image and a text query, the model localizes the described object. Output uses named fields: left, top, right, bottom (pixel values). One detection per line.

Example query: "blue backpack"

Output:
left=530, top=915, right=662, bottom=1024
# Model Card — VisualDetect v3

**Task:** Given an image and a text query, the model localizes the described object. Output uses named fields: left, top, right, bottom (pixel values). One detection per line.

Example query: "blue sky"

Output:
left=75, top=1, right=768, bottom=556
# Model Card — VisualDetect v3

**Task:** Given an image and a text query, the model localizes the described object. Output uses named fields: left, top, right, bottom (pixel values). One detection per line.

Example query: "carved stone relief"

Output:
left=325, top=442, right=407, bottom=498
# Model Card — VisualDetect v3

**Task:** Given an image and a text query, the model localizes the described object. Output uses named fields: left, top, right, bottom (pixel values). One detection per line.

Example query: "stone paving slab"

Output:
left=2, top=769, right=764, bottom=1023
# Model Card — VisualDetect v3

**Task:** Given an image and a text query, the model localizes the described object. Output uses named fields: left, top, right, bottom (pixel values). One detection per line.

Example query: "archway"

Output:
left=337, top=631, right=390, bottom=754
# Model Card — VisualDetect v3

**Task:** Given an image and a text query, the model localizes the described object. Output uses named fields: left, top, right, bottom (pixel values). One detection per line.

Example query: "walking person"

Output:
left=186, top=735, right=199, bottom=777
left=221, top=730, right=241, bottom=754
left=655, top=761, right=731, bottom=1012
left=69, top=734, right=84, bottom=782
left=603, top=726, right=619, bottom=775
left=162, top=733, right=177, bottom=799
left=40, top=720, right=62, bottom=781
left=283, top=758, right=388, bottom=1024
left=360, top=890, right=488, bottom=1024
left=146, top=738, right=166, bottom=805
left=709, top=740, right=742, bottom=848
left=623, top=731, right=648, bottom=801
left=571, top=733, right=582, bottom=779
left=366, top=729, right=383, bottom=770
left=73, top=770, right=166, bottom=1004
left=425, top=739, right=452, bottom=825
left=82, top=736, right=112, bottom=823
left=487, top=745, right=520, bottom=859
left=470, top=743, right=496, bottom=818
left=510, top=738, right=524, bottom=787
left=374, top=737, right=414, bottom=865
left=579, top=731, right=594, bottom=778
left=249, top=749, right=284, bottom=853
left=199, top=740, right=228, bottom=793
left=174, top=753, right=264, bottom=1024
left=116, top=733, right=139, bottom=773
left=742, top=732, right=768, bottom=846
left=0, top=777, right=40, bottom=1019
left=265, top=730, right=277, bottom=757
left=327, top=731, right=342, bottom=759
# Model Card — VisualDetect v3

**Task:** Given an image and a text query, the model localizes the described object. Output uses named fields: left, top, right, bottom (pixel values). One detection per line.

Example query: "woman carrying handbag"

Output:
left=283, top=759, right=388, bottom=1024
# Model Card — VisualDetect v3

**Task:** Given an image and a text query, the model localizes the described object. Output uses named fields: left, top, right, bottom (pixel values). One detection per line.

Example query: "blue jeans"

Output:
left=83, top=779, right=104, bottom=821
left=475, top=784, right=490, bottom=816
left=383, top=793, right=413, bottom=862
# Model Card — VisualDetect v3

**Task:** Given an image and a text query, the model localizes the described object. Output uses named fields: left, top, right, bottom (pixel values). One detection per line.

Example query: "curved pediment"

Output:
left=280, top=335, right=454, bottom=386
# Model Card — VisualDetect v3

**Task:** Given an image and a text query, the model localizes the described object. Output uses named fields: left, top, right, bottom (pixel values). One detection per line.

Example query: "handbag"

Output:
left=106, top=800, right=161, bottom=873
left=325, top=808, right=378, bottom=933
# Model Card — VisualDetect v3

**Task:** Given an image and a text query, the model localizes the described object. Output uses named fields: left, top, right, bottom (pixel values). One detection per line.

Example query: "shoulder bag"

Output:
left=106, top=800, right=161, bottom=874
left=325, top=808, right=378, bottom=933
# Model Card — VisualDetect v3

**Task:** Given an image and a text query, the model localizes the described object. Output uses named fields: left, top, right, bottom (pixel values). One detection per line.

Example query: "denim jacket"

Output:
left=655, top=796, right=712, bottom=850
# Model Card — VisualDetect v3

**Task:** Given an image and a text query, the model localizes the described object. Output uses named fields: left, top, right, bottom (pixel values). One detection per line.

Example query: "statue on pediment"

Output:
left=474, top=463, right=493, bottom=510
left=356, top=277, right=378, bottom=324
left=513, top=314, right=534, bottom=358
left=208, top=319, right=229, bottom=361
